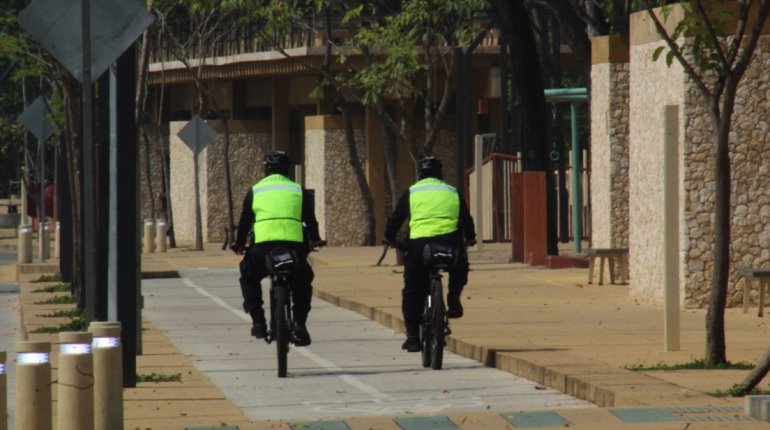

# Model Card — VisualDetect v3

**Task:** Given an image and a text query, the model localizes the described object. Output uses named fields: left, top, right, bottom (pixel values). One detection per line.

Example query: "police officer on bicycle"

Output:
left=230, top=151, right=323, bottom=347
left=384, top=156, right=476, bottom=352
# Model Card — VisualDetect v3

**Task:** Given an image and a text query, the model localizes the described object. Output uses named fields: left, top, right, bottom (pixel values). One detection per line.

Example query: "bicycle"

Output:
left=264, top=247, right=297, bottom=377
left=420, top=242, right=456, bottom=370
left=263, top=241, right=326, bottom=378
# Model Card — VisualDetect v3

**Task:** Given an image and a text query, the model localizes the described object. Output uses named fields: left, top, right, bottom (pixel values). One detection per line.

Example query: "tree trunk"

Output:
left=378, top=102, right=400, bottom=212
left=705, top=88, right=736, bottom=366
left=488, top=0, right=557, bottom=255
left=61, top=76, right=83, bottom=305
left=737, top=343, right=770, bottom=395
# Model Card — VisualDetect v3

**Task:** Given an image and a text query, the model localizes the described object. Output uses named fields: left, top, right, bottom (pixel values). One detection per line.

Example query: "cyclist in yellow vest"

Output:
left=230, top=151, right=324, bottom=346
left=384, top=156, right=476, bottom=352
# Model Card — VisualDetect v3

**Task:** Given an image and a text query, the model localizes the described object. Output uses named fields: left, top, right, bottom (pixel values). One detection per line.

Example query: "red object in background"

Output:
left=25, top=184, right=57, bottom=227
left=44, top=184, right=55, bottom=218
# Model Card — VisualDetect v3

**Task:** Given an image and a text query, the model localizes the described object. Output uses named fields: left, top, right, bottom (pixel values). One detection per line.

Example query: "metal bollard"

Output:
left=55, top=221, right=61, bottom=258
left=745, top=394, right=770, bottom=420
left=89, top=322, right=123, bottom=430
left=156, top=220, right=167, bottom=253
left=58, top=332, right=94, bottom=430
left=18, top=224, right=32, bottom=264
left=15, top=341, right=52, bottom=430
left=143, top=219, right=155, bottom=254
left=0, top=351, right=6, bottom=430
left=39, top=220, right=50, bottom=262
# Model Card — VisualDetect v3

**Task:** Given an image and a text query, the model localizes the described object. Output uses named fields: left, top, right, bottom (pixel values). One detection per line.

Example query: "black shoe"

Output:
left=293, top=323, right=312, bottom=347
left=447, top=293, right=463, bottom=319
left=251, top=321, right=267, bottom=339
left=401, top=336, right=421, bottom=352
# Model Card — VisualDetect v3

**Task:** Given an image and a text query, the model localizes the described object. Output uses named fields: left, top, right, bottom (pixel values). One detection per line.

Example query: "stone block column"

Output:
left=305, top=115, right=368, bottom=246
left=590, top=35, right=630, bottom=249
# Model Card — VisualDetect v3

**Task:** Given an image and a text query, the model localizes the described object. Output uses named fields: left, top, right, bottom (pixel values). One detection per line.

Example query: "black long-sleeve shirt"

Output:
left=234, top=187, right=321, bottom=248
left=384, top=186, right=476, bottom=243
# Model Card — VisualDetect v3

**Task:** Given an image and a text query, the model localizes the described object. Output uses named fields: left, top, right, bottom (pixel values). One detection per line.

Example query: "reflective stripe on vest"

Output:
left=252, top=174, right=303, bottom=243
left=408, top=178, right=460, bottom=239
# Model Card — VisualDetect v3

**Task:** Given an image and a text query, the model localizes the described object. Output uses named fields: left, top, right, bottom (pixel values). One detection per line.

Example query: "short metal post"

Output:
left=39, top=219, right=50, bottom=262
left=143, top=219, right=155, bottom=254
left=18, top=224, right=32, bottom=264
left=55, top=221, right=61, bottom=258
left=474, top=135, right=484, bottom=250
left=0, top=351, right=6, bottom=430
left=89, top=322, right=122, bottom=430
left=155, top=220, right=167, bottom=253
left=15, top=341, right=52, bottom=430
left=58, top=332, right=94, bottom=430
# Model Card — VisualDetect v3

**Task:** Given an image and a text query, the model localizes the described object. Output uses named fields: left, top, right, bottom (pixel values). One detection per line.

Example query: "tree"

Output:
left=487, top=0, right=557, bottom=254
left=154, top=0, right=242, bottom=249
left=641, top=0, right=770, bottom=366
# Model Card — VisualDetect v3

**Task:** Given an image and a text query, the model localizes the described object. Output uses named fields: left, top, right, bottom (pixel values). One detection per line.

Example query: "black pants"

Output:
left=402, top=236, right=469, bottom=330
left=238, top=241, right=314, bottom=324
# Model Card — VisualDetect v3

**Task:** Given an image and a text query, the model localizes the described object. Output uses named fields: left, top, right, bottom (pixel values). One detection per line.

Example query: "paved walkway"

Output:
left=5, top=236, right=770, bottom=429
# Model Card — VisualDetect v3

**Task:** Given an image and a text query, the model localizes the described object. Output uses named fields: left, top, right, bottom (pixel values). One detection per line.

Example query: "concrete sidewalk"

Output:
left=7, top=238, right=770, bottom=429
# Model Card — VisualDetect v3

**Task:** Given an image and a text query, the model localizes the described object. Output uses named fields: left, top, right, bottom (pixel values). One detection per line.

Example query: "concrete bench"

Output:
left=737, top=268, right=770, bottom=317
left=586, top=248, right=628, bottom=285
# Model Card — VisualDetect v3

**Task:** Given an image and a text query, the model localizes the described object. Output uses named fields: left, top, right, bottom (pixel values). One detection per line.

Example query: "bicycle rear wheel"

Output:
left=274, top=284, right=290, bottom=377
left=430, top=278, right=445, bottom=370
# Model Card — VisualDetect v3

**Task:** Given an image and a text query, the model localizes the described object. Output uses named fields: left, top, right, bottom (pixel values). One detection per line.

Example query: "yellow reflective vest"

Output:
left=408, top=178, right=460, bottom=239
left=251, top=174, right=303, bottom=243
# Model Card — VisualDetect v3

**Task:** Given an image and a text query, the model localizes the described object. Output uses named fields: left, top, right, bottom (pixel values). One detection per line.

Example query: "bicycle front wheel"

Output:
left=430, top=278, right=445, bottom=370
left=421, top=301, right=432, bottom=368
left=274, top=284, right=290, bottom=378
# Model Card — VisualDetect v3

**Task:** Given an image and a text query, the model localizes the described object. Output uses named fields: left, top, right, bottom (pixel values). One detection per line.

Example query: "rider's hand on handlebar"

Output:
left=230, top=243, right=245, bottom=255
left=309, top=240, right=327, bottom=250
left=383, top=238, right=399, bottom=249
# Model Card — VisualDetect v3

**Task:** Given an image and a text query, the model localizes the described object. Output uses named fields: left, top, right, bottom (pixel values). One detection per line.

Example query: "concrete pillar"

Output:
left=271, top=77, right=290, bottom=152
left=365, top=108, right=386, bottom=241
left=155, top=220, right=167, bottom=253
left=745, top=395, right=770, bottom=420
left=15, top=341, right=52, bottom=430
left=304, top=115, right=367, bottom=246
left=18, top=224, right=32, bottom=264
left=89, top=322, right=122, bottom=430
left=0, top=351, right=6, bottom=430
left=143, top=219, right=155, bottom=254
left=589, top=35, right=630, bottom=249
left=58, top=332, right=94, bottom=430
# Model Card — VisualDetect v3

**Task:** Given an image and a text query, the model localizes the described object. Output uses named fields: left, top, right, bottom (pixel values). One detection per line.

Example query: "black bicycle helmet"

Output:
left=263, top=151, right=291, bottom=175
left=417, top=156, right=443, bottom=179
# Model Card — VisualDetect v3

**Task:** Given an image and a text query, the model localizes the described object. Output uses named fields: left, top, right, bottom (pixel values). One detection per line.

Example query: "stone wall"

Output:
left=629, top=39, right=687, bottom=304
left=305, top=115, right=368, bottom=246
left=681, top=37, right=770, bottom=308
left=169, top=120, right=271, bottom=246
left=138, top=125, right=168, bottom=222
left=630, top=30, right=770, bottom=307
left=590, top=62, right=630, bottom=249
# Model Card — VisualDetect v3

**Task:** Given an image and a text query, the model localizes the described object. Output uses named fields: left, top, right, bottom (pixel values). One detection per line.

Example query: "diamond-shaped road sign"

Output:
left=18, top=0, right=154, bottom=83
left=178, top=116, right=216, bottom=155
left=18, top=96, right=55, bottom=142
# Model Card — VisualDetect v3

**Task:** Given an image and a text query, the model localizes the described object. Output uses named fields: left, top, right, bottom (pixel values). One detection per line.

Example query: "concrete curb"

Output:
left=313, top=287, right=715, bottom=408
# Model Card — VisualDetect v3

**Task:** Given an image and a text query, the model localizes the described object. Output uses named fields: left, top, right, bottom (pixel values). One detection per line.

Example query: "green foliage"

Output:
left=625, top=358, right=754, bottom=371
left=31, top=283, right=71, bottom=293
left=709, top=384, right=770, bottom=397
left=136, top=372, right=182, bottom=383
left=31, top=273, right=63, bottom=283
left=649, top=2, right=735, bottom=73
left=30, top=316, right=88, bottom=333
left=33, top=294, right=76, bottom=305
left=39, top=309, right=83, bottom=319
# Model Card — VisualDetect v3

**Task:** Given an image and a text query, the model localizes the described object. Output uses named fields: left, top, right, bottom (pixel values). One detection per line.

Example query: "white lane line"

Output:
left=180, top=276, right=395, bottom=402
